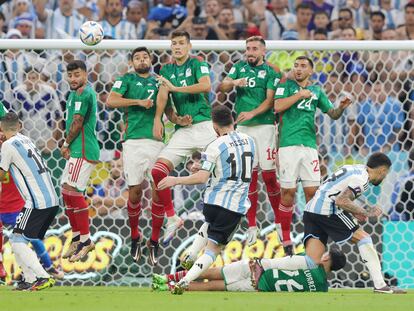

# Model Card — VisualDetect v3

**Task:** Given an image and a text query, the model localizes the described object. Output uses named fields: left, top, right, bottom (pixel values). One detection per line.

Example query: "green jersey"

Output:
left=160, top=57, right=211, bottom=125
left=228, top=61, right=281, bottom=126
left=0, top=101, right=7, bottom=117
left=274, top=79, right=333, bottom=149
left=258, top=266, right=328, bottom=292
left=66, top=85, right=100, bottom=162
left=111, top=73, right=159, bottom=141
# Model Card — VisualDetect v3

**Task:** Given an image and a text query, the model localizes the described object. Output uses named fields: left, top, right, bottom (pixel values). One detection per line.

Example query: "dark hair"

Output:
left=367, top=152, right=392, bottom=169
left=1, top=112, right=20, bottom=130
left=67, top=60, right=87, bottom=72
left=329, top=247, right=346, bottom=271
left=211, top=104, right=234, bottom=127
left=342, top=26, right=357, bottom=35
left=405, top=2, right=414, bottom=11
left=171, top=30, right=191, bottom=42
left=131, top=46, right=151, bottom=60
left=314, top=28, right=328, bottom=37
left=339, top=8, right=353, bottom=18
left=296, top=2, right=312, bottom=12
left=246, top=35, right=266, bottom=46
left=370, top=11, right=386, bottom=20
left=314, top=10, right=329, bottom=18
left=295, top=55, right=314, bottom=68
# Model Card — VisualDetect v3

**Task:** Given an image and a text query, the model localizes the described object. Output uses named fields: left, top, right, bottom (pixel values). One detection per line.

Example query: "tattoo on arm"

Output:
left=327, top=107, right=345, bottom=120
left=335, top=188, right=367, bottom=215
left=66, top=114, right=84, bottom=145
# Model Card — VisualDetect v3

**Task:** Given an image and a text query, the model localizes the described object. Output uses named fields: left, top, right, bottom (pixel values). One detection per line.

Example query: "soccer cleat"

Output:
left=374, top=286, right=407, bottom=294
left=62, top=240, right=80, bottom=259
left=69, top=239, right=95, bottom=262
left=31, top=277, right=55, bottom=291
left=151, top=282, right=169, bottom=292
left=171, top=280, right=188, bottom=295
left=152, top=273, right=167, bottom=285
left=46, top=265, right=64, bottom=280
left=283, top=244, right=294, bottom=256
left=181, top=254, right=195, bottom=270
left=147, top=240, right=159, bottom=266
left=13, top=280, right=35, bottom=291
left=246, top=226, right=259, bottom=246
left=162, top=215, right=184, bottom=245
left=0, top=261, right=6, bottom=280
left=130, top=236, right=143, bottom=263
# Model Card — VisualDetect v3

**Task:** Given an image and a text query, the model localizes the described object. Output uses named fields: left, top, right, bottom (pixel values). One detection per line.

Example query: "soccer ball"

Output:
left=79, top=21, right=104, bottom=46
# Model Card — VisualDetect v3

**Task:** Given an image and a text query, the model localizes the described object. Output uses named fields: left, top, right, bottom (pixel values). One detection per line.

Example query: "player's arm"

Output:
left=0, top=169, right=6, bottom=182
left=237, top=89, right=275, bottom=123
left=335, top=188, right=368, bottom=216
left=61, top=114, right=84, bottom=159
left=158, top=75, right=211, bottom=94
left=157, top=170, right=211, bottom=189
left=326, top=97, right=352, bottom=120
left=220, top=77, right=248, bottom=92
left=165, top=106, right=193, bottom=126
left=274, top=89, right=312, bottom=113
left=106, top=92, right=153, bottom=109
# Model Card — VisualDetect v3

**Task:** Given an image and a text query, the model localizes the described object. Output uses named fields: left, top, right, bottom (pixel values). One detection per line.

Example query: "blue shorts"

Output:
left=0, top=212, right=19, bottom=226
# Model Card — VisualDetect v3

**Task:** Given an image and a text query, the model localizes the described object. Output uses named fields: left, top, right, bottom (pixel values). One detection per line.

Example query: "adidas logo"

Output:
left=136, top=82, right=143, bottom=86
left=171, top=74, right=176, bottom=79
left=196, top=263, right=203, bottom=269
left=240, top=68, right=246, bottom=72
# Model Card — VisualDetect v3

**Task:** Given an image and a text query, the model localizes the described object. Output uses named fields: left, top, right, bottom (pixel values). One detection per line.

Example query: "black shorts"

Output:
left=303, top=211, right=359, bottom=246
left=13, top=206, right=59, bottom=239
left=203, top=204, right=243, bottom=245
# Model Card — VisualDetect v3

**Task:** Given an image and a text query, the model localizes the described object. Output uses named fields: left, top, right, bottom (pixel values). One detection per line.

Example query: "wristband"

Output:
left=63, top=141, right=69, bottom=148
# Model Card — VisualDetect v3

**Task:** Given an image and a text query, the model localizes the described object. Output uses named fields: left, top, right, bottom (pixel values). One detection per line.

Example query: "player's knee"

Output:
left=281, top=189, right=295, bottom=205
left=262, top=171, right=280, bottom=192
left=9, top=233, right=29, bottom=244
left=151, top=162, right=169, bottom=184
left=128, top=186, right=142, bottom=204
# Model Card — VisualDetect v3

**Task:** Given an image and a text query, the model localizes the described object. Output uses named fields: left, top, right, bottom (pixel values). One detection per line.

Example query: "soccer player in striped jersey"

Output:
left=256, top=153, right=406, bottom=294
left=60, top=60, right=100, bottom=262
left=107, top=47, right=164, bottom=264
left=157, top=105, right=256, bottom=295
left=0, top=112, right=58, bottom=291
left=220, top=35, right=282, bottom=248
left=150, top=30, right=216, bottom=260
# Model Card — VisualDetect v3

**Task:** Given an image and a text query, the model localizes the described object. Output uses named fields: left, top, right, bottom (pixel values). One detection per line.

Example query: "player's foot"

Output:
left=69, top=239, right=95, bottom=262
left=46, top=266, right=64, bottom=280
left=283, top=243, right=294, bottom=256
left=181, top=254, right=195, bottom=270
left=246, top=226, right=259, bottom=246
left=13, top=280, right=35, bottom=291
left=151, top=281, right=169, bottom=292
left=131, top=236, right=143, bottom=263
left=171, top=279, right=188, bottom=295
left=152, top=273, right=167, bottom=285
left=31, top=277, right=55, bottom=291
left=162, top=215, right=184, bottom=245
left=0, top=261, right=7, bottom=280
left=147, top=240, right=159, bottom=266
left=62, top=240, right=80, bottom=259
left=374, top=285, right=407, bottom=294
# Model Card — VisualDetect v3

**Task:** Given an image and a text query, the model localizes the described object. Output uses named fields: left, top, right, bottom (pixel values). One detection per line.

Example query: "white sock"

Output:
left=183, top=250, right=215, bottom=283
left=12, top=242, right=48, bottom=282
left=0, top=253, right=3, bottom=262
left=80, top=234, right=90, bottom=243
left=261, top=255, right=312, bottom=270
left=275, top=223, right=284, bottom=242
left=188, top=223, right=208, bottom=260
left=358, top=239, right=387, bottom=289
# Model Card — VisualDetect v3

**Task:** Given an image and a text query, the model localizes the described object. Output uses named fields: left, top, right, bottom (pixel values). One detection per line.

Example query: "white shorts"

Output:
left=278, top=145, right=320, bottom=188
left=158, top=121, right=217, bottom=167
left=122, top=139, right=164, bottom=186
left=222, top=260, right=255, bottom=292
left=237, top=124, right=277, bottom=171
left=61, top=157, right=96, bottom=192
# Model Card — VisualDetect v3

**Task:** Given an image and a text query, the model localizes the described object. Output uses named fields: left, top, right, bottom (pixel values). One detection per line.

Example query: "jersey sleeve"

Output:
left=0, top=101, right=7, bottom=118
left=0, top=141, right=13, bottom=172
left=195, top=60, right=210, bottom=81
left=317, top=88, right=334, bottom=113
left=111, top=75, right=127, bottom=95
left=227, top=64, right=238, bottom=80
left=347, top=174, right=368, bottom=198
left=200, top=142, right=219, bottom=172
left=274, top=81, right=291, bottom=100
left=266, top=69, right=279, bottom=91
left=74, top=91, right=91, bottom=117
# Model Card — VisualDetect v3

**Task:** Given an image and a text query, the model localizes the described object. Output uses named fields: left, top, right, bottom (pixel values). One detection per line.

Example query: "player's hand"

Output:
left=60, top=146, right=70, bottom=160
left=139, top=99, right=154, bottom=109
left=236, top=111, right=255, bottom=123
left=299, top=89, right=313, bottom=99
left=233, top=78, right=248, bottom=87
left=353, top=213, right=368, bottom=223
left=158, top=176, right=177, bottom=190
left=176, top=115, right=192, bottom=126
left=156, top=75, right=177, bottom=92
left=339, top=96, right=352, bottom=110
left=366, top=206, right=383, bottom=217
left=153, top=118, right=164, bottom=141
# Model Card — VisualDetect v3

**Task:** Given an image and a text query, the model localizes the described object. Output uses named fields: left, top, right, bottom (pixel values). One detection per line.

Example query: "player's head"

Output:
left=293, top=56, right=313, bottom=82
left=170, top=30, right=191, bottom=61
left=211, top=104, right=234, bottom=136
left=0, top=112, right=21, bottom=137
left=321, top=247, right=347, bottom=272
left=131, top=47, right=152, bottom=74
left=366, top=152, right=392, bottom=186
left=245, top=36, right=266, bottom=67
left=66, top=60, right=87, bottom=90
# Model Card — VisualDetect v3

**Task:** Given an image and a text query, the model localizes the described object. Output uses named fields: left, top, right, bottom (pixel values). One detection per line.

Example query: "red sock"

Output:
left=71, top=192, right=90, bottom=236
left=128, top=200, right=141, bottom=240
left=62, top=189, right=79, bottom=233
left=151, top=162, right=175, bottom=217
left=261, top=170, right=281, bottom=222
left=246, top=169, right=259, bottom=227
left=151, top=201, right=164, bottom=243
left=278, top=203, right=294, bottom=243
left=0, top=221, right=3, bottom=256
left=167, top=270, right=187, bottom=282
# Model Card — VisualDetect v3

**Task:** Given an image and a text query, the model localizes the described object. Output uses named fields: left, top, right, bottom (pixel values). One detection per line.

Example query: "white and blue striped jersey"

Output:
left=201, top=131, right=256, bottom=215
left=305, top=164, right=369, bottom=215
left=0, top=133, right=59, bottom=210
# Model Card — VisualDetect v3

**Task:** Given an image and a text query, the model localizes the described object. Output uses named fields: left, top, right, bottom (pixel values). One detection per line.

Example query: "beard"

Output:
left=70, top=82, right=83, bottom=90
left=247, top=57, right=259, bottom=67
left=135, top=65, right=150, bottom=74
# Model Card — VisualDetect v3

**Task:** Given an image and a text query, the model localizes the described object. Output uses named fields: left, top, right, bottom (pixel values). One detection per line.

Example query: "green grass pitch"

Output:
left=0, top=287, right=412, bottom=311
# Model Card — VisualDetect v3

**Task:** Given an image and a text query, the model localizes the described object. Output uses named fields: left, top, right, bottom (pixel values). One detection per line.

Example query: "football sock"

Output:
left=70, top=192, right=90, bottom=237
left=151, top=201, right=164, bottom=243
left=246, top=169, right=259, bottom=227
left=261, top=255, right=311, bottom=270
left=12, top=246, right=36, bottom=283
left=31, top=239, right=53, bottom=269
left=278, top=203, right=294, bottom=243
left=62, top=189, right=79, bottom=237
left=358, top=237, right=387, bottom=289
left=12, top=241, right=49, bottom=280
left=183, top=249, right=216, bottom=284
left=262, top=170, right=281, bottom=223
left=151, top=162, right=175, bottom=216
left=187, top=223, right=209, bottom=260
left=127, top=200, right=142, bottom=240
left=0, top=222, right=3, bottom=262
left=167, top=270, right=187, bottom=282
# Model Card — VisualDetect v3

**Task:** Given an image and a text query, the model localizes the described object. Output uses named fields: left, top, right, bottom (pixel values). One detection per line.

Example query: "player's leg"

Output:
left=0, top=220, right=5, bottom=281
left=300, top=147, right=321, bottom=203
left=30, top=239, right=64, bottom=279
left=351, top=229, right=407, bottom=294
left=181, top=222, right=209, bottom=269
left=188, top=280, right=226, bottom=291
left=246, top=167, right=259, bottom=243
left=127, top=185, right=143, bottom=262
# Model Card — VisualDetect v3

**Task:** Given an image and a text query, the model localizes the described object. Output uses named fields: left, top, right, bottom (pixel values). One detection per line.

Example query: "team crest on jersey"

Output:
left=186, top=68, right=192, bottom=77
left=258, top=70, right=266, bottom=79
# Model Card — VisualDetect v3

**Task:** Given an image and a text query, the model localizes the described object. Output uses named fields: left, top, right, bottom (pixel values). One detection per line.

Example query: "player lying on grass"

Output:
left=152, top=248, right=346, bottom=292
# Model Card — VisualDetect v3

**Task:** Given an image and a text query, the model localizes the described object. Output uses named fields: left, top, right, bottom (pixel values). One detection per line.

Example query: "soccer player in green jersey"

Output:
left=220, top=36, right=284, bottom=250
left=151, top=247, right=346, bottom=293
left=107, top=47, right=164, bottom=263
left=149, top=30, right=216, bottom=264
left=274, top=56, right=351, bottom=253
left=60, top=60, right=100, bottom=262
